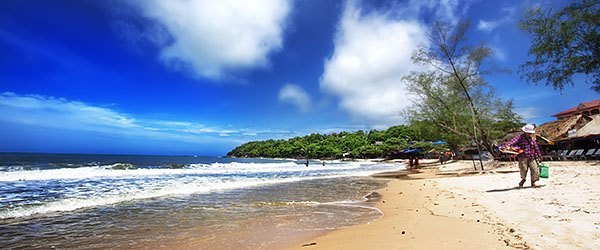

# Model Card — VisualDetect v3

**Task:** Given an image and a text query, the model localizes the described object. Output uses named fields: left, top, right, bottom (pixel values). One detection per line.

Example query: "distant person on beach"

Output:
left=408, top=152, right=419, bottom=168
left=445, top=151, right=454, bottom=161
left=439, top=153, right=445, bottom=164
left=503, top=124, right=543, bottom=188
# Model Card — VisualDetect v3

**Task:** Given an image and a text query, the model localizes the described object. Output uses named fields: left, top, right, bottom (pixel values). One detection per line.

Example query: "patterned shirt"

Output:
left=506, top=133, right=542, bottom=159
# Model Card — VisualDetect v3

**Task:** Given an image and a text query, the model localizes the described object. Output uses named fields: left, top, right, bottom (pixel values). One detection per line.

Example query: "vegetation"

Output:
left=227, top=125, right=449, bottom=159
left=405, top=21, right=523, bottom=158
left=519, top=0, right=600, bottom=92
left=226, top=120, right=521, bottom=160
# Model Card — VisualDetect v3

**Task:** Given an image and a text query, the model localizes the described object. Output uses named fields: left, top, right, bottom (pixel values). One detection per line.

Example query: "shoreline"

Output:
left=287, top=160, right=514, bottom=250
left=286, top=160, right=600, bottom=249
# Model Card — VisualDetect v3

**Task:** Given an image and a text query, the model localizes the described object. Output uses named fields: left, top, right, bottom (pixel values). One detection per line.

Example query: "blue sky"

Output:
left=0, top=0, right=597, bottom=155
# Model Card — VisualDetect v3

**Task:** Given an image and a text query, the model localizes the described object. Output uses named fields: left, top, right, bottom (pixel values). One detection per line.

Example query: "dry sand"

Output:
left=435, top=161, right=600, bottom=249
left=290, top=160, right=600, bottom=250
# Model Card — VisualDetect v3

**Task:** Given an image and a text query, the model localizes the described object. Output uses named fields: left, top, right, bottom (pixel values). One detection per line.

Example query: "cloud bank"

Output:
left=128, top=0, right=291, bottom=80
left=320, top=2, right=429, bottom=127
left=278, top=84, right=311, bottom=113
left=0, top=92, right=290, bottom=144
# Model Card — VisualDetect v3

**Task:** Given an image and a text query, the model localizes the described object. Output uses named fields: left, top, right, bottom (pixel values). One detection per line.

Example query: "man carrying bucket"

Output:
left=502, top=124, right=543, bottom=188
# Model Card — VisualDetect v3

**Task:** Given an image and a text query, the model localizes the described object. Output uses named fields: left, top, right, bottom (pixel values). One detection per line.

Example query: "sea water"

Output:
left=0, top=153, right=404, bottom=249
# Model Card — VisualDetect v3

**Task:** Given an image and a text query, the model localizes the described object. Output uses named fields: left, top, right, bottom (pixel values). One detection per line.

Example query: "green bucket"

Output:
left=539, top=163, right=549, bottom=178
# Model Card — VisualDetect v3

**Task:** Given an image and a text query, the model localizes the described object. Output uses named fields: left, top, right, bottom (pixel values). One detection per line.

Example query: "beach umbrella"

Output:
left=402, top=148, right=421, bottom=154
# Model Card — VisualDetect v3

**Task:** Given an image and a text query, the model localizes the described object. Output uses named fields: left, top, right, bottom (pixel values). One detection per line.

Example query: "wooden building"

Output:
left=535, top=100, right=600, bottom=159
left=552, top=99, right=600, bottom=120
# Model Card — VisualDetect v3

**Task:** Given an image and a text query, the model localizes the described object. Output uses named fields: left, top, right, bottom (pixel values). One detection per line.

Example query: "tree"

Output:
left=405, top=21, right=522, bottom=163
left=408, top=120, right=464, bottom=151
left=520, top=0, right=600, bottom=92
left=227, top=125, right=419, bottom=159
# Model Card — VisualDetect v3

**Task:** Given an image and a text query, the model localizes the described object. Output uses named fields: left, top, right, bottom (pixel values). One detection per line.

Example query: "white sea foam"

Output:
left=0, top=175, right=334, bottom=219
left=0, top=161, right=404, bottom=219
left=0, top=161, right=369, bottom=182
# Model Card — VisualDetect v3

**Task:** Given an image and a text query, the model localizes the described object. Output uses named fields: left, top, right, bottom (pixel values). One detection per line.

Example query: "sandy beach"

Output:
left=289, top=159, right=600, bottom=250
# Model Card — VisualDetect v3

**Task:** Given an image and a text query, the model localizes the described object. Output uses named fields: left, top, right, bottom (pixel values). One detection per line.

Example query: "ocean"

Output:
left=0, top=153, right=404, bottom=249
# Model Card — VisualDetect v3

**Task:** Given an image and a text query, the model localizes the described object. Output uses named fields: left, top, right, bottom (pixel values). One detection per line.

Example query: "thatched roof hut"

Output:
left=576, top=115, right=600, bottom=138
left=536, top=114, right=592, bottom=141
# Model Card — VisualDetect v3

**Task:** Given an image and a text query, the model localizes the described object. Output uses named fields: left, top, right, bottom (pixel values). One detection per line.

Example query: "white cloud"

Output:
left=278, top=84, right=311, bottom=113
left=490, top=45, right=507, bottom=61
left=0, top=92, right=286, bottom=142
left=426, top=0, right=462, bottom=24
left=488, top=32, right=511, bottom=61
left=477, top=7, right=516, bottom=33
left=320, top=1, right=429, bottom=127
left=514, top=107, right=543, bottom=120
left=404, top=0, right=469, bottom=24
left=477, top=20, right=500, bottom=32
left=0, top=92, right=138, bottom=132
left=127, top=0, right=291, bottom=80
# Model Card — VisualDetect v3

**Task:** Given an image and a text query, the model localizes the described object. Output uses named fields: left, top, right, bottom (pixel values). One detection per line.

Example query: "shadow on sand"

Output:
left=486, top=185, right=546, bottom=193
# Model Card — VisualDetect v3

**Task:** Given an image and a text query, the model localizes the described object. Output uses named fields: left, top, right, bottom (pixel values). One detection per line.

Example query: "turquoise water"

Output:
left=0, top=153, right=403, bottom=249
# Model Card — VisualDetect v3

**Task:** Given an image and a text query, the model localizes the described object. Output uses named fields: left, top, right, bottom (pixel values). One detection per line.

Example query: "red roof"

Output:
left=552, top=99, right=600, bottom=117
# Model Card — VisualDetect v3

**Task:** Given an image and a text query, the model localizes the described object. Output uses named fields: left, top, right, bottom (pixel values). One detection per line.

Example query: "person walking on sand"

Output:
left=503, top=124, right=543, bottom=188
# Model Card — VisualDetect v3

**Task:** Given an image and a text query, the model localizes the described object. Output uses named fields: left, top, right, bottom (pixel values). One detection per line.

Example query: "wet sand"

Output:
left=289, top=160, right=600, bottom=249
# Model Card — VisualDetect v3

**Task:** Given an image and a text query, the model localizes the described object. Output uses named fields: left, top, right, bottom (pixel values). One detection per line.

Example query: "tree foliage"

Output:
left=404, top=21, right=523, bottom=157
left=520, top=0, right=600, bottom=92
left=227, top=122, right=469, bottom=159
left=226, top=125, right=440, bottom=159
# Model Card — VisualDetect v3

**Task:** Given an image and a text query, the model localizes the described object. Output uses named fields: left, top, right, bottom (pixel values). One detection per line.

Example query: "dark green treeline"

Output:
left=227, top=125, right=448, bottom=159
